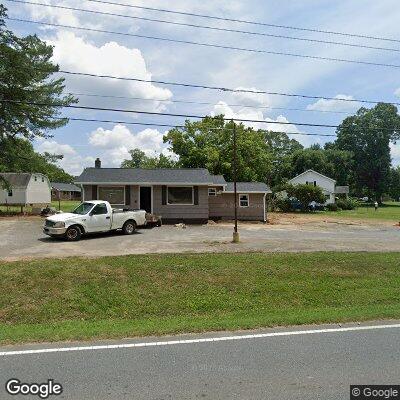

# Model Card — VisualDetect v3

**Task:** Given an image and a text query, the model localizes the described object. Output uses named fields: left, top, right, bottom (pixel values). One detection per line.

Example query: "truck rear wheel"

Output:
left=122, top=220, right=136, bottom=235
left=65, top=226, right=82, bottom=241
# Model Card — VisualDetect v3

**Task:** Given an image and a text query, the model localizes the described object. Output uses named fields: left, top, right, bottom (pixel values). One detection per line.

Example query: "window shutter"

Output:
left=92, top=185, right=98, bottom=200
left=162, top=186, right=167, bottom=205
left=125, top=185, right=131, bottom=206
left=194, top=186, right=199, bottom=205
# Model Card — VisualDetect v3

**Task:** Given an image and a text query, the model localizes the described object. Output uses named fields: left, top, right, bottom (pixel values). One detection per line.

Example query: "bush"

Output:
left=326, top=203, right=339, bottom=211
left=275, top=198, right=294, bottom=212
left=336, top=198, right=359, bottom=210
left=285, top=183, right=325, bottom=211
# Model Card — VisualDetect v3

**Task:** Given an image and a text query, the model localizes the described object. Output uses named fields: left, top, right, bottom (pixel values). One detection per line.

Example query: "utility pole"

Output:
left=232, top=122, right=239, bottom=243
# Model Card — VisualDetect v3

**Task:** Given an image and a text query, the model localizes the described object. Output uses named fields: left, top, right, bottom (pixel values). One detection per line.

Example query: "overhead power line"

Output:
left=81, top=0, right=400, bottom=44
left=3, top=99, right=398, bottom=134
left=56, top=70, right=400, bottom=106
left=8, top=17, right=400, bottom=69
left=65, top=117, right=337, bottom=137
left=71, top=92, right=352, bottom=115
left=6, top=1, right=400, bottom=53
left=0, top=98, right=341, bottom=128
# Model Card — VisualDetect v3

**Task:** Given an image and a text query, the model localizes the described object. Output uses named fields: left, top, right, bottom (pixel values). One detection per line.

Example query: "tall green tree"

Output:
left=0, top=137, right=73, bottom=182
left=121, top=148, right=176, bottom=169
left=0, top=5, right=76, bottom=140
left=264, top=131, right=303, bottom=186
left=335, top=103, right=400, bottom=201
left=289, top=147, right=353, bottom=185
left=164, top=116, right=273, bottom=182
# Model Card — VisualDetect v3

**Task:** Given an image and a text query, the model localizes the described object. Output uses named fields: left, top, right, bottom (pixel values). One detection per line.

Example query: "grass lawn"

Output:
left=1, top=252, right=400, bottom=345
left=313, top=202, right=400, bottom=221
left=0, top=200, right=80, bottom=214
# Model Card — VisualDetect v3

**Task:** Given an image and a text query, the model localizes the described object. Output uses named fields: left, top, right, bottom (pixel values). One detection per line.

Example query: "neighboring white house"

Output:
left=289, top=169, right=336, bottom=204
left=0, top=173, right=51, bottom=206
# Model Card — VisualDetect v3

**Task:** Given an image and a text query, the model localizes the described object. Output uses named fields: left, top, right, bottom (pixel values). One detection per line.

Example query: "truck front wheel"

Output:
left=122, top=220, right=136, bottom=235
left=65, top=226, right=82, bottom=241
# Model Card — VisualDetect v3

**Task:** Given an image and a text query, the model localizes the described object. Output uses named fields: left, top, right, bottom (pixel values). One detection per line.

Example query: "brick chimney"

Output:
left=95, top=158, right=101, bottom=168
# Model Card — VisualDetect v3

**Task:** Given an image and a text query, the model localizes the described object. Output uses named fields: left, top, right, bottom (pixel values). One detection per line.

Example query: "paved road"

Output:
left=1, top=217, right=400, bottom=260
left=1, top=322, right=399, bottom=399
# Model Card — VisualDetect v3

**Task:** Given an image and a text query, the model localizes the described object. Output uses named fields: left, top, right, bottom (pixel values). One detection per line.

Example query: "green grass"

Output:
left=0, top=200, right=80, bottom=214
left=312, top=202, right=400, bottom=221
left=1, top=252, right=400, bottom=344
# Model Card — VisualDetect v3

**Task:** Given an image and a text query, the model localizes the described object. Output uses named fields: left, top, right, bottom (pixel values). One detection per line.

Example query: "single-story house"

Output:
left=0, top=173, right=51, bottom=206
left=289, top=169, right=349, bottom=204
left=51, top=182, right=82, bottom=201
left=75, top=159, right=271, bottom=223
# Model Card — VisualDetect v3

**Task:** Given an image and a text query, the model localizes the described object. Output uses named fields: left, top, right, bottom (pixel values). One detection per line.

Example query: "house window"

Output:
left=42, top=177, right=44, bottom=182
left=314, top=181, right=317, bottom=187
left=167, top=186, right=193, bottom=205
left=239, top=194, right=249, bottom=207
left=34, top=176, right=37, bottom=181
left=8, top=189, right=13, bottom=197
left=208, top=188, right=217, bottom=196
left=98, top=186, right=125, bottom=205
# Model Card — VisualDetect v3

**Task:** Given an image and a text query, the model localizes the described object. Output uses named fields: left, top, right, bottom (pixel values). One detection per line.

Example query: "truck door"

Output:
left=87, top=203, right=111, bottom=232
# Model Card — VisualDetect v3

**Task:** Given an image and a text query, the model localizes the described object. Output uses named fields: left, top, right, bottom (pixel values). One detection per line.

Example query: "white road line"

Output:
left=1, top=323, right=400, bottom=357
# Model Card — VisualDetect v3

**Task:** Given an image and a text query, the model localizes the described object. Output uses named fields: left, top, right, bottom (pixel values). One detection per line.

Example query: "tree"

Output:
left=289, top=147, right=353, bottom=185
left=388, top=167, right=400, bottom=201
left=164, top=116, right=273, bottom=182
left=335, top=103, right=400, bottom=201
left=285, top=183, right=326, bottom=210
left=121, top=149, right=176, bottom=169
left=264, top=131, right=303, bottom=186
left=0, top=137, right=73, bottom=182
left=0, top=5, right=76, bottom=141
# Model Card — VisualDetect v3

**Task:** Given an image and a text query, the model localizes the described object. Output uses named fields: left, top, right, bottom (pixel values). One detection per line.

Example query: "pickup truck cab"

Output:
left=43, top=201, right=147, bottom=241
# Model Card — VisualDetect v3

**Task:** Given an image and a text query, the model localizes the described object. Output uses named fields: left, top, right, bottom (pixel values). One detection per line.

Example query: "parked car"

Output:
left=43, top=200, right=147, bottom=241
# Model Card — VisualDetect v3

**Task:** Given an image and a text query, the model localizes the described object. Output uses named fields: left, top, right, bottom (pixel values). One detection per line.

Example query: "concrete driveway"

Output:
left=1, top=216, right=400, bottom=260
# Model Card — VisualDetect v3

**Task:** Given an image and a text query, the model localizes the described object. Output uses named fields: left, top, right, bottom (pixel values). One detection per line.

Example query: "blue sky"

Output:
left=5, top=0, right=400, bottom=174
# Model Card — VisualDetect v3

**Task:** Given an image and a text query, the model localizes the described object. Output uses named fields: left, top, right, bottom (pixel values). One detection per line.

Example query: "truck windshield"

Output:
left=72, top=202, right=94, bottom=215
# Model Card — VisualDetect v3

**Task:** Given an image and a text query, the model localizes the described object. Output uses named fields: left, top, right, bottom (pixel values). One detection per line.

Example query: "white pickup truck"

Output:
left=43, top=200, right=147, bottom=241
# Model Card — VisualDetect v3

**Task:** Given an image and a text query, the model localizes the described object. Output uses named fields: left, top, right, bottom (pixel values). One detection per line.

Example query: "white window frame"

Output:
left=208, top=188, right=217, bottom=196
left=97, top=185, right=125, bottom=206
left=7, top=189, right=13, bottom=197
left=239, top=194, right=249, bottom=208
left=167, top=185, right=194, bottom=206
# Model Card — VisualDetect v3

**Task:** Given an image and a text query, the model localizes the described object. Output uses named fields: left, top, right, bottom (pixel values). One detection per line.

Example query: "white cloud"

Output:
left=307, top=95, right=360, bottom=113
left=212, top=101, right=300, bottom=132
left=395, top=88, right=400, bottom=98
left=231, top=87, right=269, bottom=108
left=35, top=140, right=94, bottom=175
left=88, top=124, right=169, bottom=166
left=49, top=32, right=172, bottom=111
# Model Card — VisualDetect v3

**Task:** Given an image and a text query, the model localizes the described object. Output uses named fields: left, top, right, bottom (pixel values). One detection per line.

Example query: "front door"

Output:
left=139, top=187, right=152, bottom=213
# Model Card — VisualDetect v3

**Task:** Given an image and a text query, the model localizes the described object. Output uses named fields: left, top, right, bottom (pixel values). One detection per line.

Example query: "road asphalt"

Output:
left=1, top=217, right=400, bottom=260
left=1, top=321, right=400, bottom=399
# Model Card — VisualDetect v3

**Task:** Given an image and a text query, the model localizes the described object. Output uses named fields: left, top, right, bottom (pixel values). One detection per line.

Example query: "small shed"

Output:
left=0, top=173, right=51, bottom=207
left=51, top=182, right=82, bottom=201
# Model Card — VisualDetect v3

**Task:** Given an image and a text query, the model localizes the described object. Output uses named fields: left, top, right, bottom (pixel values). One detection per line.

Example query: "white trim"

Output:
left=139, top=185, right=153, bottom=213
left=289, top=169, right=336, bottom=184
left=167, top=185, right=195, bottom=206
left=263, top=193, right=266, bottom=222
left=239, top=193, right=249, bottom=208
left=1, top=323, right=400, bottom=357
left=97, top=185, right=125, bottom=206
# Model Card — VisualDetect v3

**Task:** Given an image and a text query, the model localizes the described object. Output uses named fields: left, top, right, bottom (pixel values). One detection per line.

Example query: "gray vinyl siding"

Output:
left=152, top=185, right=209, bottom=220
left=82, top=185, right=93, bottom=201
left=209, top=192, right=265, bottom=221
